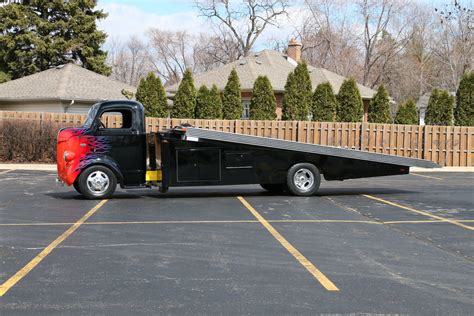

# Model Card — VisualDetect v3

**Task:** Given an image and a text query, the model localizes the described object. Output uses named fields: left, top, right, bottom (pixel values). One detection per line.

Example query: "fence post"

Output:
left=467, top=127, right=472, bottom=167
left=297, top=121, right=302, bottom=142
left=360, top=122, right=365, bottom=151
left=422, top=124, right=427, bottom=162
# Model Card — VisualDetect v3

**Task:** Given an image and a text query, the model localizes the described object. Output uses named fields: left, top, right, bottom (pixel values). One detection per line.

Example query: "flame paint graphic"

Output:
left=57, top=128, right=111, bottom=186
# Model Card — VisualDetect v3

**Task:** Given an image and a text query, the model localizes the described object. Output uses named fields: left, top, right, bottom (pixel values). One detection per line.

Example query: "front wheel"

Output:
left=286, top=163, right=321, bottom=196
left=77, top=165, right=117, bottom=199
left=73, top=181, right=82, bottom=194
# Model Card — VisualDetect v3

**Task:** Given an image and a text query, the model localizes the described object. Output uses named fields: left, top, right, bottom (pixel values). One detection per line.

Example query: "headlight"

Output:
left=63, top=151, right=75, bottom=162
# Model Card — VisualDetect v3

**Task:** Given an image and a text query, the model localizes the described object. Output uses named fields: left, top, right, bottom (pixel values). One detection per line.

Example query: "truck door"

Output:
left=95, top=107, right=146, bottom=185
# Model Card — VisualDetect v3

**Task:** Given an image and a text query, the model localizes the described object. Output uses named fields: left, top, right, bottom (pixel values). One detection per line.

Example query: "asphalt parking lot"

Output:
left=0, top=169, right=473, bottom=314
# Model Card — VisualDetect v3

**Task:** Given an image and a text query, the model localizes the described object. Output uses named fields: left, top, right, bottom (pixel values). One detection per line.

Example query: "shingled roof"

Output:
left=0, top=63, right=136, bottom=101
left=167, top=49, right=376, bottom=99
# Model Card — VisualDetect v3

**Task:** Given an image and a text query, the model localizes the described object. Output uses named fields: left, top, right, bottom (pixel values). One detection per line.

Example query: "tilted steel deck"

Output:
left=184, top=127, right=439, bottom=169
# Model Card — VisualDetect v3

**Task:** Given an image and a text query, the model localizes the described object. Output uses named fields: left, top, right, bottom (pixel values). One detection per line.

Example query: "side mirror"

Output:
left=98, top=120, right=106, bottom=129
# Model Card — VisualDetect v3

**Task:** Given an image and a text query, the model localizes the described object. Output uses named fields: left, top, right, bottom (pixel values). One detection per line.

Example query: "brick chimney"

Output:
left=287, top=38, right=302, bottom=62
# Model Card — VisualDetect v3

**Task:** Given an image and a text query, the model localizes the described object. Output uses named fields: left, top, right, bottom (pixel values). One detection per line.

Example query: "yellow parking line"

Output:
left=411, top=173, right=443, bottom=180
left=0, top=200, right=108, bottom=297
left=363, top=195, right=474, bottom=231
left=237, top=196, right=339, bottom=292
left=0, top=169, right=14, bottom=175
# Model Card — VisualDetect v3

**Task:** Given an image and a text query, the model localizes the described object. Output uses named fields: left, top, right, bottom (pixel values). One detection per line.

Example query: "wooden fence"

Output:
left=1, top=111, right=473, bottom=167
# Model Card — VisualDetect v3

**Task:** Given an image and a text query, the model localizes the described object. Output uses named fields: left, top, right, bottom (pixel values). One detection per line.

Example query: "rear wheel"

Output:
left=78, top=165, right=117, bottom=199
left=286, top=163, right=321, bottom=196
left=260, top=183, right=286, bottom=194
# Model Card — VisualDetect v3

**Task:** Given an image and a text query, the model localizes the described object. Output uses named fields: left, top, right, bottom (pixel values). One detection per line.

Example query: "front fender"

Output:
left=77, top=156, right=124, bottom=185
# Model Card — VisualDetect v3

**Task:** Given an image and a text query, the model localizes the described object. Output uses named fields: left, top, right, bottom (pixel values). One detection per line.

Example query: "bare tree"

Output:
left=431, top=0, right=474, bottom=90
left=391, top=5, right=437, bottom=100
left=106, top=36, right=151, bottom=86
left=282, top=0, right=471, bottom=103
left=147, top=29, right=194, bottom=85
left=357, top=0, right=412, bottom=88
left=300, top=0, right=361, bottom=77
left=194, top=27, right=241, bottom=71
left=147, top=28, right=240, bottom=85
left=195, top=0, right=289, bottom=57
left=103, top=0, right=472, bottom=105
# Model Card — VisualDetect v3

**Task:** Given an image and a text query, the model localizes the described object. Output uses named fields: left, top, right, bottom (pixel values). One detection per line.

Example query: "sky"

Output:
left=96, top=0, right=457, bottom=48
left=97, top=0, right=203, bottom=41
left=97, top=0, right=303, bottom=47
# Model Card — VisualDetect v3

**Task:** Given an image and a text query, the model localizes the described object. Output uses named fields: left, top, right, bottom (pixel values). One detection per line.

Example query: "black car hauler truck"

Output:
left=56, top=100, right=439, bottom=199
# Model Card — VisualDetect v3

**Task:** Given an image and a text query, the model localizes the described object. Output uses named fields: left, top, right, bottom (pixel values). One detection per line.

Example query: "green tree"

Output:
left=394, top=99, right=418, bottom=125
left=368, top=84, right=392, bottom=123
left=135, top=79, right=149, bottom=110
left=209, top=84, right=223, bottom=119
left=282, top=62, right=312, bottom=120
left=222, top=68, right=242, bottom=119
left=282, top=72, right=296, bottom=120
left=425, top=88, right=454, bottom=126
left=0, top=0, right=110, bottom=79
left=312, top=82, right=337, bottom=122
left=454, top=72, right=474, bottom=126
left=171, top=69, right=196, bottom=118
left=250, top=76, right=277, bottom=120
left=195, top=85, right=212, bottom=119
left=135, top=72, right=168, bottom=117
left=0, top=71, right=10, bottom=83
left=149, top=74, right=168, bottom=118
left=336, top=78, right=364, bottom=122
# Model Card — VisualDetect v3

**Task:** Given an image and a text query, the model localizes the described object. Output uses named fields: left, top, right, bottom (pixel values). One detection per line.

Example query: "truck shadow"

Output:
left=144, top=187, right=415, bottom=199
left=47, top=187, right=416, bottom=200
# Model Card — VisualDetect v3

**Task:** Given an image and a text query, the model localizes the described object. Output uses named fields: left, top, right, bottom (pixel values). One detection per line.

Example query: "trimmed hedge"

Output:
left=0, top=120, right=58, bottom=162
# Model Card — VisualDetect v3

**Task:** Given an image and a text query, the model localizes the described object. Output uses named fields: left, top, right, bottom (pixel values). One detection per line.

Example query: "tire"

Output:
left=286, top=163, right=321, bottom=196
left=73, top=181, right=82, bottom=194
left=260, top=183, right=286, bottom=194
left=77, top=165, right=117, bottom=199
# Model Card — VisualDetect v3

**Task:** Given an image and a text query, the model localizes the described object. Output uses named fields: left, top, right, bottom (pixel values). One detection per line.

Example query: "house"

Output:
left=416, top=94, right=430, bottom=125
left=167, top=39, right=377, bottom=121
left=0, top=0, right=24, bottom=6
left=0, top=64, right=136, bottom=113
left=416, top=91, right=455, bottom=125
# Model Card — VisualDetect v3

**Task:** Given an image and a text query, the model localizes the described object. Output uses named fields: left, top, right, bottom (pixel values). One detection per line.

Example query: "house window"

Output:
left=242, top=100, right=250, bottom=119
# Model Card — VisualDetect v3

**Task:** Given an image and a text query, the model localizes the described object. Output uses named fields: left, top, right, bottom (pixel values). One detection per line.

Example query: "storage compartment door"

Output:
left=177, top=148, right=221, bottom=182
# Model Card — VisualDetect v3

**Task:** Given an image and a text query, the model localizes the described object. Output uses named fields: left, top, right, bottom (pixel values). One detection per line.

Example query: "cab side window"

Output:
left=98, top=109, right=133, bottom=129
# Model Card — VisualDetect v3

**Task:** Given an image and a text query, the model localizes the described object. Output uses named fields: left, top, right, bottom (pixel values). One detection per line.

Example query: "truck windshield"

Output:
left=83, top=103, right=101, bottom=128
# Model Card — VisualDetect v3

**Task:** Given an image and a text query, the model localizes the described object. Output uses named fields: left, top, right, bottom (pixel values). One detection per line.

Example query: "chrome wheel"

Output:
left=293, top=168, right=314, bottom=192
left=86, top=171, right=110, bottom=194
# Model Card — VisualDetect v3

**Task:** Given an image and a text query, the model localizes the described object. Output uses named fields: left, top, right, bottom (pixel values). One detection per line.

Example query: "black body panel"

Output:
left=158, top=129, right=412, bottom=187
left=90, top=101, right=146, bottom=186
left=165, top=139, right=258, bottom=187
left=176, top=148, right=221, bottom=182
